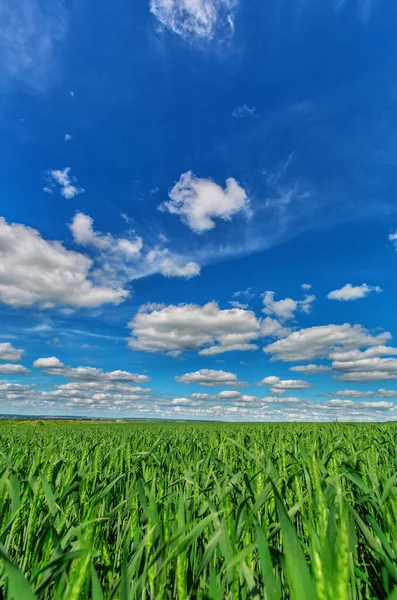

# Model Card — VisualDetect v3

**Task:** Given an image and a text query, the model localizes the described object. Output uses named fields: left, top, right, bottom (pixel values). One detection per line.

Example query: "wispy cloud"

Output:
left=0, top=0, right=67, bottom=90
left=150, top=0, right=238, bottom=41
left=232, top=105, right=256, bottom=118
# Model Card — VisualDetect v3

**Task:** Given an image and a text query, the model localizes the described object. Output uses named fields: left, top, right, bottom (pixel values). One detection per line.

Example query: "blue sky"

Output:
left=1, top=0, right=397, bottom=421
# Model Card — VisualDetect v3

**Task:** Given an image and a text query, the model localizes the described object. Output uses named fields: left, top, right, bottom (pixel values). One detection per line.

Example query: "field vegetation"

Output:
left=0, top=420, right=396, bottom=599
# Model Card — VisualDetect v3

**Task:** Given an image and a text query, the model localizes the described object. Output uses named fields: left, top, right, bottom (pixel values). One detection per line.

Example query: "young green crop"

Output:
left=0, top=420, right=396, bottom=599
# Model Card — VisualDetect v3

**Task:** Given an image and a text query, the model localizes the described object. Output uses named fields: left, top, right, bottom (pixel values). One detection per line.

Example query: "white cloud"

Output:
left=64, top=133, right=72, bottom=142
left=71, top=212, right=199, bottom=281
left=264, top=323, right=390, bottom=362
left=33, top=357, right=150, bottom=383
left=262, top=291, right=315, bottom=321
left=233, top=288, right=254, bottom=299
left=327, top=283, right=382, bottom=301
left=159, top=171, right=249, bottom=233
left=0, top=342, right=23, bottom=362
left=232, top=105, right=256, bottom=118
left=229, top=301, right=248, bottom=309
left=331, top=390, right=375, bottom=398
left=261, top=317, right=292, bottom=338
left=70, top=213, right=110, bottom=249
left=217, top=390, right=243, bottom=399
left=329, top=399, right=393, bottom=410
left=44, top=168, right=84, bottom=199
left=0, top=0, right=67, bottom=90
left=0, top=217, right=127, bottom=308
left=0, top=382, right=35, bottom=394
left=330, top=346, right=397, bottom=362
left=150, top=0, right=238, bottom=40
left=200, top=342, right=258, bottom=355
left=389, top=230, right=397, bottom=248
left=378, top=389, right=397, bottom=398
left=301, top=283, right=312, bottom=290
left=331, top=346, right=397, bottom=382
left=157, top=258, right=200, bottom=279
left=255, top=375, right=313, bottom=394
left=187, top=389, right=256, bottom=402
left=289, top=364, right=331, bottom=374
left=256, top=376, right=280, bottom=386
left=127, top=301, right=261, bottom=355
left=0, top=364, right=30, bottom=375
left=336, top=372, right=397, bottom=382
left=70, top=212, right=143, bottom=258
left=37, top=378, right=153, bottom=411
left=175, top=369, right=246, bottom=387
left=169, top=397, right=201, bottom=407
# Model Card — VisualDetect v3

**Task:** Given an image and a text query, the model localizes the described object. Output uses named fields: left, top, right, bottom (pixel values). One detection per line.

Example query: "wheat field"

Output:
left=0, top=421, right=396, bottom=599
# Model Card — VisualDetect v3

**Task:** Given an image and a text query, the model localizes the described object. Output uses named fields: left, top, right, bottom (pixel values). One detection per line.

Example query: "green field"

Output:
left=0, top=421, right=396, bottom=599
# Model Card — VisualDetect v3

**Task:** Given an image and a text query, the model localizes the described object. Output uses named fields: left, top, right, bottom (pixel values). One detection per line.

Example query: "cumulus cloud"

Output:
left=0, top=364, right=30, bottom=375
left=33, top=357, right=150, bottom=383
left=301, top=283, right=312, bottom=290
left=71, top=212, right=200, bottom=282
left=330, top=389, right=375, bottom=398
left=255, top=375, right=313, bottom=394
left=70, top=212, right=143, bottom=257
left=150, top=0, right=238, bottom=41
left=127, top=301, right=261, bottom=355
left=262, top=291, right=315, bottom=321
left=0, top=342, right=23, bottom=362
left=44, top=168, right=84, bottom=199
left=175, top=369, right=246, bottom=387
left=261, top=317, right=292, bottom=339
left=378, top=389, right=397, bottom=398
left=232, top=105, right=256, bottom=118
left=289, top=364, right=331, bottom=374
left=159, top=171, right=249, bottom=233
left=264, top=323, right=390, bottom=362
left=26, top=377, right=156, bottom=413
left=331, top=346, right=397, bottom=382
left=185, top=390, right=256, bottom=402
left=329, top=399, right=394, bottom=410
left=327, top=283, right=382, bottom=301
left=157, top=258, right=200, bottom=279
left=0, top=217, right=127, bottom=308
left=0, top=382, right=34, bottom=393
left=200, top=343, right=258, bottom=356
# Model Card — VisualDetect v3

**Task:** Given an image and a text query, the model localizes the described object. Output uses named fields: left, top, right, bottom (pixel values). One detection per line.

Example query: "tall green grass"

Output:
left=0, top=420, right=396, bottom=599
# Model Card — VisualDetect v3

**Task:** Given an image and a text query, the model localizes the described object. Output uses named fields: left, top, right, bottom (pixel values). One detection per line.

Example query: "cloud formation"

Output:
left=255, top=375, right=313, bottom=394
left=262, top=291, right=315, bottom=321
left=71, top=212, right=200, bottom=282
left=327, top=283, right=382, bottom=301
left=289, top=364, right=331, bottom=374
left=0, top=342, right=24, bottom=362
left=33, top=357, right=150, bottom=383
left=331, top=346, right=397, bottom=382
left=150, top=0, right=238, bottom=40
left=127, top=301, right=260, bottom=355
left=0, top=217, right=127, bottom=308
left=175, top=369, right=246, bottom=387
left=44, top=168, right=84, bottom=199
left=160, top=171, right=249, bottom=233
left=0, top=364, right=30, bottom=375
left=157, top=258, right=201, bottom=279
left=264, top=323, right=390, bottom=362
